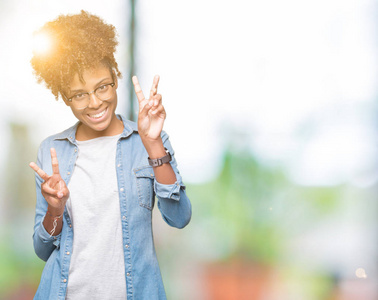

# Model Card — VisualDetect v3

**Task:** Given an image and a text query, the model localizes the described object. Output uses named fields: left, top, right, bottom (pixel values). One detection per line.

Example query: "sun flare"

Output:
left=32, top=31, right=53, bottom=56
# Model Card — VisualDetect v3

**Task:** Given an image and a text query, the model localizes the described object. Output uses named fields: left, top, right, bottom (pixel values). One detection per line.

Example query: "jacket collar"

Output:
left=53, top=114, right=137, bottom=143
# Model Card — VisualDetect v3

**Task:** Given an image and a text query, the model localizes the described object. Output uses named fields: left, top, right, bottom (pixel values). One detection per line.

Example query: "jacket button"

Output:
left=127, top=273, right=130, bottom=276
left=122, top=216, right=126, bottom=220
left=125, top=244, right=129, bottom=248
left=117, top=164, right=121, bottom=167
left=67, top=172, right=70, bottom=175
left=74, top=148, right=77, bottom=152
left=120, top=188, right=124, bottom=192
left=63, top=279, right=67, bottom=283
left=66, top=252, right=70, bottom=255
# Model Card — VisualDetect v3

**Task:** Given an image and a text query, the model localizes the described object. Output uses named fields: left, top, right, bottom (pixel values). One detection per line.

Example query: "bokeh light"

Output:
left=356, top=268, right=367, bottom=279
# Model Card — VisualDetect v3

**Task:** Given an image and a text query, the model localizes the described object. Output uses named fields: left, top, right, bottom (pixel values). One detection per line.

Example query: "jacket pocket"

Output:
left=133, top=165, right=155, bottom=210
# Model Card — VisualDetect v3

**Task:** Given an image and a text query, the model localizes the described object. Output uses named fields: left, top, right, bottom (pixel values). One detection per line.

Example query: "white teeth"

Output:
left=89, top=108, right=107, bottom=119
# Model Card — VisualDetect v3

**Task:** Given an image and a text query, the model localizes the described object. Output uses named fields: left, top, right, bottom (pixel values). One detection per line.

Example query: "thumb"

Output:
left=57, top=180, right=64, bottom=198
left=139, top=101, right=152, bottom=119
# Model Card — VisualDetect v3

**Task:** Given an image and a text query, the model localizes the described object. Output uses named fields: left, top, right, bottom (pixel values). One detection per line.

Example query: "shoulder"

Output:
left=121, top=118, right=138, bottom=133
left=39, top=122, right=78, bottom=149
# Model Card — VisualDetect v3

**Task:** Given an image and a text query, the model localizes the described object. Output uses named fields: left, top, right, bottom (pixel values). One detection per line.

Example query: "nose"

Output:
left=87, top=92, right=102, bottom=109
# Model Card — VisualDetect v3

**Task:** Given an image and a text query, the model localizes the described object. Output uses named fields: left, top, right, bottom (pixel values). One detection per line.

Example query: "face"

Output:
left=64, top=64, right=123, bottom=140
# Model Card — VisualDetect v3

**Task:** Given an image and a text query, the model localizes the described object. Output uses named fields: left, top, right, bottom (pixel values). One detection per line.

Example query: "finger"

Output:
left=148, top=94, right=162, bottom=108
left=58, top=181, right=69, bottom=199
left=152, top=94, right=162, bottom=107
left=149, top=75, right=160, bottom=99
left=41, top=182, right=61, bottom=198
left=151, top=104, right=166, bottom=117
left=57, top=180, right=65, bottom=198
left=50, top=148, right=60, bottom=175
left=132, top=76, right=146, bottom=103
left=29, top=162, right=49, bottom=181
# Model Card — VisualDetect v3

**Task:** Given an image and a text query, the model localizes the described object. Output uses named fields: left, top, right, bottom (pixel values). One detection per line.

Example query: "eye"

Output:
left=73, top=93, right=86, bottom=100
left=98, top=84, right=109, bottom=91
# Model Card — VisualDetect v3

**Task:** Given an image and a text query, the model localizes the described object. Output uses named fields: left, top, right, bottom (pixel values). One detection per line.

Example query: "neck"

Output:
left=76, top=114, right=124, bottom=141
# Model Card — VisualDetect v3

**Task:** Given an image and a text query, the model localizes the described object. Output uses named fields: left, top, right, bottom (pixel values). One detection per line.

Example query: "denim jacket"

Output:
left=32, top=115, right=192, bottom=300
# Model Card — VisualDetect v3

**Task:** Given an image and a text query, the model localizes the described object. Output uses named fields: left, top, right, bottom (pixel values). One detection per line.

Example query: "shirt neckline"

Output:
left=76, top=133, right=122, bottom=145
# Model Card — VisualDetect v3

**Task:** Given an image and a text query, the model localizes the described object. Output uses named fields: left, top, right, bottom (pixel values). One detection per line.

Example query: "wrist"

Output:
left=148, top=148, right=171, bottom=167
left=141, top=137, right=166, bottom=159
left=47, top=206, right=65, bottom=217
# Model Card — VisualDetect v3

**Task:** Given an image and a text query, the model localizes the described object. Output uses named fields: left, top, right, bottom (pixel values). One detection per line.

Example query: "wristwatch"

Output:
left=148, top=149, right=172, bottom=167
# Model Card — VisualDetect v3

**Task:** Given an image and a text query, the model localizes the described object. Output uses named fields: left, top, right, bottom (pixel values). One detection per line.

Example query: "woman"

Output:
left=29, top=10, right=191, bottom=300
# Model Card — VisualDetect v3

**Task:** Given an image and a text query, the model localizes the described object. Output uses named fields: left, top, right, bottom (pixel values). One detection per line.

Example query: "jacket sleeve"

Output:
left=32, top=143, right=61, bottom=262
left=154, top=132, right=192, bottom=229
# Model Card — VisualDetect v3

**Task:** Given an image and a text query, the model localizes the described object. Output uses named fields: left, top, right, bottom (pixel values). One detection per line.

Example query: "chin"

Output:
left=87, top=119, right=112, bottom=132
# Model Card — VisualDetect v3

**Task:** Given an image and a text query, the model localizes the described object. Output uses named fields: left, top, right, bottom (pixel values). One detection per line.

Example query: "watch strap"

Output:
left=148, top=149, right=172, bottom=167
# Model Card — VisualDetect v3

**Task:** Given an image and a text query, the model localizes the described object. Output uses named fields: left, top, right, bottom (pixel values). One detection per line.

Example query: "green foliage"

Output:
left=189, top=149, right=342, bottom=265
left=0, top=232, right=44, bottom=297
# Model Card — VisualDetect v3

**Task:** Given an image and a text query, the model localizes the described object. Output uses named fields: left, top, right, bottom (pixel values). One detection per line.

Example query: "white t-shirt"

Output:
left=65, top=134, right=127, bottom=300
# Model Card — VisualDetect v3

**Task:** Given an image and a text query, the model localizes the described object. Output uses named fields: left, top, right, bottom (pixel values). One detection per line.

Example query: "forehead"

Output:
left=69, top=65, right=112, bottom=90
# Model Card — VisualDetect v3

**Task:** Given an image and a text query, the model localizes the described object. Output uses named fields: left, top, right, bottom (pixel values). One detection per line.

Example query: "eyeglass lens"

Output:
left=72, top=84, right=114, bottom=109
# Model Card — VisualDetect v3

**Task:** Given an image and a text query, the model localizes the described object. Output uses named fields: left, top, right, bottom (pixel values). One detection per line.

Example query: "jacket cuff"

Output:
left=36, top=216, right=62, bottom=247
left=154, top=180, right=185, bottom=201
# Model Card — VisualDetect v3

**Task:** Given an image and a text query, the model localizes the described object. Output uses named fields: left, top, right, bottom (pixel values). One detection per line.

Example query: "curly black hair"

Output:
left=31, top=10, right=122, bottom=100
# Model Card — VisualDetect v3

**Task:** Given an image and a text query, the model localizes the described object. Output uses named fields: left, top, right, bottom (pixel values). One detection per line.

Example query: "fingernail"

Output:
left=58, top=192, right=63, bottom=198
left=149, top=100, right=153, bottom=106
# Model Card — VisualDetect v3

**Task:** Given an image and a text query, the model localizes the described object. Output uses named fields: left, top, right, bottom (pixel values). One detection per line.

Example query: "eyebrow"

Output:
left=69, top=77, right=113, bottom=94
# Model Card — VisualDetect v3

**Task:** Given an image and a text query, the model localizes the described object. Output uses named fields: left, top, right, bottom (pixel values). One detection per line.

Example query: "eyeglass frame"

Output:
left=62, top=82, right=116, bottom=110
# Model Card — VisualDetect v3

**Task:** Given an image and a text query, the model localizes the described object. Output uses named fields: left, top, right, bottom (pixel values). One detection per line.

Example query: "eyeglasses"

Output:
left=65, top=82, right=115, bottom=109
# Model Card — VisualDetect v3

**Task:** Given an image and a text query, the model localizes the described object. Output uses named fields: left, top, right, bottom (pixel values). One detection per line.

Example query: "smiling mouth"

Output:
left=88, top=108, right=107, bottom=119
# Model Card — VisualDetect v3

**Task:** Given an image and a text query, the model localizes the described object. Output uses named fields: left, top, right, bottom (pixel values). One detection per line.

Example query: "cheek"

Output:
left=70, top=108, right=85, bottom=120
left=112, top=95, right=118, bottom=106
left=107, top=98, right=118, bottom=113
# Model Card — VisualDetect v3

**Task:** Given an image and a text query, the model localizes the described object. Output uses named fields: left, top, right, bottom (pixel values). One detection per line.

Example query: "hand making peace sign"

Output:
left=132, top=75, right=166, bottom=141
left=29, top=148, right=69, bottom=212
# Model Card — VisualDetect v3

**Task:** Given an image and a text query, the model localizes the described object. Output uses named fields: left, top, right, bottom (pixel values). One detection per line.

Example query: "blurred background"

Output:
left=0, top=0, right=377, bottom=299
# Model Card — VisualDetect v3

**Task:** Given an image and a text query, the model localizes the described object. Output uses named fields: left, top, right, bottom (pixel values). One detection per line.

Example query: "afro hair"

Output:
left=31, top=10, right=122, bottom=100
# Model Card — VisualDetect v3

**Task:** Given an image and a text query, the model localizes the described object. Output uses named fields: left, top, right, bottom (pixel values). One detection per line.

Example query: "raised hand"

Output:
left=29, top=148, right=69, bottom=212
left=132, top=75, right=166, bottom=141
